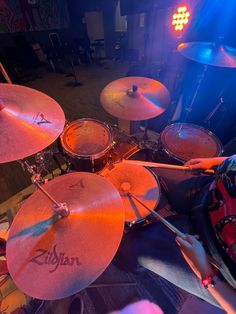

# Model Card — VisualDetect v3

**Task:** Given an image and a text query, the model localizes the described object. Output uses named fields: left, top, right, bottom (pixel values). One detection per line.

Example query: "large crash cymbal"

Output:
left=0, top=84, right=65, bottom=163
left=6, top=172, right=124, bottom=300
left=178, top=41, right=236, bottom=68
left=100, top=77, right=170, bottom=121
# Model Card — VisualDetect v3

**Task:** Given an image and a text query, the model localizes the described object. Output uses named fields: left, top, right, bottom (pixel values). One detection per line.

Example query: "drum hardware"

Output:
left=19, top=159, right=70, bottom=217
left=127, top=192, right=221, bottom=270
left=180, top=64, right=208, bottom=127
left=32, top=175, right=69, bottom=218
left=0, top=62, right=12, bottom=84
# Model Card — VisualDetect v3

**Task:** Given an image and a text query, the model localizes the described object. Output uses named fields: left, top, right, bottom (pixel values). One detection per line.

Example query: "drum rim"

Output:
left=160, top=123, right=224, bottom=163
left=60, top=118, right=113, bottom=158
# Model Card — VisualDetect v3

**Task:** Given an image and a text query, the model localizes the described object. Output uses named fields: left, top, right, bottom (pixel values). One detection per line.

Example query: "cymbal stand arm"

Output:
left=32, top=175, right=69, bottom=217
left=179, top=65, right=208, bottom=133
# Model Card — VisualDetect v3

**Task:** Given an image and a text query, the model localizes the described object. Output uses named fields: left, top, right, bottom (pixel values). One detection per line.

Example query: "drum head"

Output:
left=61, top=119, right=112, bottom=157
left=161, top=123, right=223, bottom=162
left=101, top=163, right=160, bottom=223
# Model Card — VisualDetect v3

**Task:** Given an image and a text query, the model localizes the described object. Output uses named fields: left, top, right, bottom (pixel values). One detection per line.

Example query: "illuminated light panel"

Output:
left=172, top=5, right=191, bottom=32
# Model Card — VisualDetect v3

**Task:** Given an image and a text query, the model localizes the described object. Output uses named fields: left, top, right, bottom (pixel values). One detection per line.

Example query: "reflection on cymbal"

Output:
left=100, top=76, right=170, bottom=121
left=6, top=172, right=124, bottom=300
left=0, top=84, right=65, bottom=163
left=178, top=41, right=236, bottom=68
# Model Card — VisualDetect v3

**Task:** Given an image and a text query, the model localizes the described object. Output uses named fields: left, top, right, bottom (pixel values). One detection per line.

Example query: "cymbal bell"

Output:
left=100, top=77, right=170, bottom=121
left=0, top=84, right=65, bottom=163
left=178, top=41, right=236, bottom=68
left=6, top=172, right=125, bottom=300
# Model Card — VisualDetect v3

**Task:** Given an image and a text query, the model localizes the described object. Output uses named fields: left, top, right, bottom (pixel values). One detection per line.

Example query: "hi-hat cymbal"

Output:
left=101, top=163, right=160, bottom=223
left=6, top=172, right=124, bottom=300
left=100, top=77, right=170, bottom=121
left=178, top=41, right=236, bottom=68
left=0, top=84, right=65, bottom=163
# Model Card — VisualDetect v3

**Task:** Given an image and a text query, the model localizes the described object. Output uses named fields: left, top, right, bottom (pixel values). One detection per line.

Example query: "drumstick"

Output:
left=121, top=159, right=215, bottom=174
left=127, top=192, right=186, bottom=237
left=127, top=193, right=221, bottom=269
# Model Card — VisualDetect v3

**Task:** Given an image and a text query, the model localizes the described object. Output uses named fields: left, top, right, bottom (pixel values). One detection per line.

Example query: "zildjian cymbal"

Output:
left=178, top=41, right=236, bottom=68
left=6, top=172, right=125, bottom=300
left=0, top=83, right=65, bottom=163
left=100, top=76, right=170, bottom=121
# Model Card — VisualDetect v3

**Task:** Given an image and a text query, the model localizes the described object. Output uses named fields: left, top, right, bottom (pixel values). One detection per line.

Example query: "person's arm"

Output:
left=184, top=157, right=227, bottom=171
left=176, top=235, right=236, bottom=314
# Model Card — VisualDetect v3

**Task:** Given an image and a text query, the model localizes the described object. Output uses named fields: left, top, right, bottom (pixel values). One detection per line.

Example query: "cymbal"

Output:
left=6, top=172, right=124, bottom=300
left=0, top=84, right=65, bottom=163
left=178, top=41, right=236, bottom=68
left=101, top=163, right=160, bottom=223
left=100, top=77, right=170, bottom=121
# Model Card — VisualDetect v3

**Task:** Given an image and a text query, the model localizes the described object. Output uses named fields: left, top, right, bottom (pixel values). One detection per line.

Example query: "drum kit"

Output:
left=1, top=40, right=236, bottom=301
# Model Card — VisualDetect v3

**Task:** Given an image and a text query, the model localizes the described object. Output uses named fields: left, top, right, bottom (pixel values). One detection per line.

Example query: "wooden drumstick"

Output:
left=121, top=159, right=215, bottom=175
left=127, top=192, right=186, bottom=237
left=127, top=193, right=221, bottom=269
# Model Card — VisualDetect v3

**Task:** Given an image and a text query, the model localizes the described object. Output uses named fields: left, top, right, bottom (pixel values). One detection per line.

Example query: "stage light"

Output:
left=172, top=5, right=191, bottom=32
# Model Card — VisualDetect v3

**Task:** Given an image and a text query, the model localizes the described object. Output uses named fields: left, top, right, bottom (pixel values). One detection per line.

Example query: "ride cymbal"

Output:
left=0, top=84, right=65, bottom=163
left=6, top=172, right=124, bottom=300
left=178, top=41, right=236, bottom=68
left=100, top=77, right=170, bottom=121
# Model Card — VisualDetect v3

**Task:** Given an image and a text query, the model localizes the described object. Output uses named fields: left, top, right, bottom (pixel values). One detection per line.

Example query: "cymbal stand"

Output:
left=0, top=62, right=12, bottom=84
left=18, top=160, right=69, bottom=217
left=204, top=97, right=224, bottom=127
left=178, top=64, right=208, bottom=133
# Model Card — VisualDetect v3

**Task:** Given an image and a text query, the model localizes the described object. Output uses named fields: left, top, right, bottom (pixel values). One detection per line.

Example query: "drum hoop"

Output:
left=60, top=118, right=113, bottom=158
left=160, top=123, right=224, bottom=162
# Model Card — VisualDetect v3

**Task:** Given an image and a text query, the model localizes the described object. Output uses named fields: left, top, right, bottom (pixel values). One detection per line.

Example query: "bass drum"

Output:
left=161, top=123, right=223, bottom=163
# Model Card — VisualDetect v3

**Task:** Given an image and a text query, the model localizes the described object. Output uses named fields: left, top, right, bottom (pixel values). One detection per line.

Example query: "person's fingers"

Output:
left=185, top=234, right=199, bottom=244
left=184, top=160, right=200, bottom=166
left=175, top=236, right=192, bottom=249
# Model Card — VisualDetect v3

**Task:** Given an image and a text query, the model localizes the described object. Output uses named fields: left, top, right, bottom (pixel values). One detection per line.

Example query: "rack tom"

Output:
left=60, top=118, right=113, bottom=172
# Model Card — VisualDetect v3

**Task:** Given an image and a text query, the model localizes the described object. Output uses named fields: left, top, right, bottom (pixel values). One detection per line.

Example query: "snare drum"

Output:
left=60, top=118, right=113, bottom=172
left=100, top=163, right=161, bottom=227
left=161, top=123, right=223, bottom=163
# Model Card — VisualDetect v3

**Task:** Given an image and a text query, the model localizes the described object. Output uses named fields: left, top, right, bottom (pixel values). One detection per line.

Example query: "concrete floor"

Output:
left=0, top=61, right=225, bottom=313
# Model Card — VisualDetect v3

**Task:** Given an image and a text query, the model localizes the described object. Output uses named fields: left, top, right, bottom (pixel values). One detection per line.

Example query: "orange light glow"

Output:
left=172, top=5, right=191, bottom=32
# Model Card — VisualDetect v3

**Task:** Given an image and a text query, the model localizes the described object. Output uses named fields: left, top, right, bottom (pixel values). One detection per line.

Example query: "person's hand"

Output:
left=175, top=234, right=214, bottom=279
left=184, top=158, right=216, bottom=171
left=184, top=157, right=227, bottom=171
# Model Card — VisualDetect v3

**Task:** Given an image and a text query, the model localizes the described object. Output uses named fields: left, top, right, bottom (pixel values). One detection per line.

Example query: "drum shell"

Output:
left=60, top=119, right=113, bottom=172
